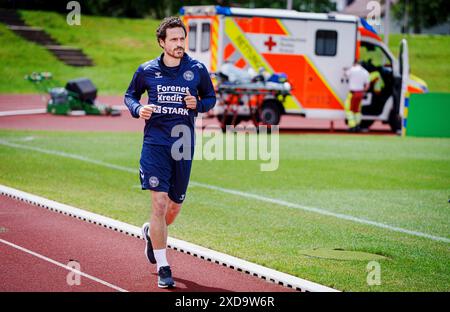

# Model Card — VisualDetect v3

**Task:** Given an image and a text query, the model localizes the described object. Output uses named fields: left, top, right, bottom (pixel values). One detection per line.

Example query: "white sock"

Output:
left=154, top=248, right=169, bottom=271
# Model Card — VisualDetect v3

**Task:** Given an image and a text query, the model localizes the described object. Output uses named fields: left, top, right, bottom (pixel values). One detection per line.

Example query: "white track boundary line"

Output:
left=0, top=108, right=47, bottom=117
left=111, top=105, right=129, bottom=111
left=0, top=184, right=337, bottom=292
left=189, top=182, right=450, bottom=244
left=0, top=107, right=127, bottom=117
left=0, top=139, right=449, bottom=244
left=0, top=238, right=128, bottom=292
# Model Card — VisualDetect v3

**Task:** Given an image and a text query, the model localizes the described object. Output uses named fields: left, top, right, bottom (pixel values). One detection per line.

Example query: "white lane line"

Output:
left=0, top=139, right=134, bottom=173
left=111, top=105, right=132, bottom=111
left=189, top=181, right=450, bottom=244
left=0, top=238, right=128, bottom=292
left=0, top=109, right=47, bottom=117
left=0, top=139, right=449, bottom=244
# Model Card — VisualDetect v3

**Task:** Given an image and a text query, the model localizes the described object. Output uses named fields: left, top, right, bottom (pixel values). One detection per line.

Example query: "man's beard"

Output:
left=166, top=47, right=184, bottom=59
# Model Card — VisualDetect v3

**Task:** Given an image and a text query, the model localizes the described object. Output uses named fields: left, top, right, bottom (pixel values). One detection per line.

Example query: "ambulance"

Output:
left=180, top=5, right=428, bottom=132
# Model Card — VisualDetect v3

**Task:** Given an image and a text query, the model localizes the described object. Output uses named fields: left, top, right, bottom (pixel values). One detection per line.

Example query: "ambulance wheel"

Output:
left=388, top=110, right=401, bottom=133
left=359, top=120, right=374, bottom=129
left=217, top=115, right=242, bottom=132
left=260, top=100, right=281, bottom=125
left=217, top=114, right=232, bottom=125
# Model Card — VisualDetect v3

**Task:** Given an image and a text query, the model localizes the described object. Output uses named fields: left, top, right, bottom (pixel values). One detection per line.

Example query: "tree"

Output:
left=1, top=0, right=337, bottom=18
left=392, top=0, right=450, bottom=33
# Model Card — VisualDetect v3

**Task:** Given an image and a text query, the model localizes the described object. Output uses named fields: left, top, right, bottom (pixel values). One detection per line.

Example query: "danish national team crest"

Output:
left=183, top=70, right=194, bottom=81
left=149, top=176, right=159, bottom=188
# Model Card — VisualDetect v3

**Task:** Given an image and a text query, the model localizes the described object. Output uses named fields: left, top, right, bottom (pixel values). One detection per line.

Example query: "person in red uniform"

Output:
left=344, top=61, right=370, bottom=132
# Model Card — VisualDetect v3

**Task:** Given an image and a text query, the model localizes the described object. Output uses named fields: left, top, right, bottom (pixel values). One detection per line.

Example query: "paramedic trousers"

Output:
left=344, top=90, right=365, bottom=128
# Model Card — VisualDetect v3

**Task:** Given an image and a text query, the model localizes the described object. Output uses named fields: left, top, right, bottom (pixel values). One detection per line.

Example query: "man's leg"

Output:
left=345, top=92, right=356, bottom=129
left=139, top=144, right=175, bottom=288
left=351, top=91, right=364, bottom=128
left=149, top=190, right=175, bottom=288
left=146, top=194, right=181, bottom=251
left=149, top=191, right=169, bottom=250
left=166, top=200, right=182, bottom=226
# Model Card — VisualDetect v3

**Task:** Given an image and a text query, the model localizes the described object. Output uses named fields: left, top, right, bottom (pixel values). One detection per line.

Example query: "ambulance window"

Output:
left=189, top=24, right=197, bottom=52
left=201, top=23, right=210, bottom=52
left=315, top=30, right=337, bottom=56
left=360, top=43, right=392, bottom=68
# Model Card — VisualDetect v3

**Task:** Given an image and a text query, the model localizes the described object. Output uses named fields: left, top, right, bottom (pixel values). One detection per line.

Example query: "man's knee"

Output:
left=168, top=202, right=181, bottom=215
left=151, top=192, right=169, bottom=218
left=166, top=201, right=182, bottom=225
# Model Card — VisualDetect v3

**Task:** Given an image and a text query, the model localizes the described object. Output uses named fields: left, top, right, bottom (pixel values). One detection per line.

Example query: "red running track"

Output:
left=0, top=94, right=393, bottom=134
left=0, top=194, right=294, bottom=292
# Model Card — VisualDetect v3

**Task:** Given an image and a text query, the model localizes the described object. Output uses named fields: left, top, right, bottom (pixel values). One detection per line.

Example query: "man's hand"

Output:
left=139, top=104, right=155, bottom=120
left=184, top=90, right=197, bottom=110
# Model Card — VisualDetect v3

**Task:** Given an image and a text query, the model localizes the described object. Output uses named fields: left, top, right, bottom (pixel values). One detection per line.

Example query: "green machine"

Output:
left=405, top=93, right=450, bottom=138
left=25, top=72, right=121, bottom=116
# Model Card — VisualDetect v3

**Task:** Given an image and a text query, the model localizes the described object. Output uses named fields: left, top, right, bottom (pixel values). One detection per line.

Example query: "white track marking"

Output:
left=0, top=238, right=128, bottom=292
left=189, top=181, right=450, bottom=244
left=4, top=136, right=36, bottom=142
left=0, top=139, right=448, bottom=244
left=0, top=139, right=134, bottom=173
left=0, top=109, right=47, bottom=117
left=111, top=105, right=129, bottom=111
left=0, top=184, right=336, bottom=292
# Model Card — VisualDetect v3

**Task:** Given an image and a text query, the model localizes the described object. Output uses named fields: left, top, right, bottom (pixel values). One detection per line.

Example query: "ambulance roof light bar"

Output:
left=179, top=5, right=219, bottom=16
left=180, top=5, right=357, bottom=23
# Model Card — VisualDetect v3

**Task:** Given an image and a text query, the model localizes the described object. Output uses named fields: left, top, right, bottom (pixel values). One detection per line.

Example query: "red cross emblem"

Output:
left=264, top=36, right=277, bottom=52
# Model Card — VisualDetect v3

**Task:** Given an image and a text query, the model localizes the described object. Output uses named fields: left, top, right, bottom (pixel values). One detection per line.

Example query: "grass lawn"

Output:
left=0, top=129, right=449, bottom=291
left=388, top=34, right=450, bottom=92
left=0, top=10, right=160, bottom=94
left=0, top=10, right=449, bottom=94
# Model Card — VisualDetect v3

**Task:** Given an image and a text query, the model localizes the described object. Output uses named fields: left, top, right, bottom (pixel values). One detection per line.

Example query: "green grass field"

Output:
left=0, top=10, right=160, bottom=94
left=0, top=10, right=449, bottom=93
left=1, top=129, right=449, bottom=291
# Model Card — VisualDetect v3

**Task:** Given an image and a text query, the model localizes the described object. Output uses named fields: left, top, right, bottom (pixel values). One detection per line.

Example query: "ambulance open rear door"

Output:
left=398, top=39, right=409, bottom=134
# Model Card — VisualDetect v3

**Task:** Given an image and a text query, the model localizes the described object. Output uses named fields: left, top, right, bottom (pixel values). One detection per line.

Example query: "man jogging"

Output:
left=124, top=17, right=216, bottom=288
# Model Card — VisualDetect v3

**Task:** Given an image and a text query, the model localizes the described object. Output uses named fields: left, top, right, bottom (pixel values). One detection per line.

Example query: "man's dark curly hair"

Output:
left=156, top=16, right=187, bottom=44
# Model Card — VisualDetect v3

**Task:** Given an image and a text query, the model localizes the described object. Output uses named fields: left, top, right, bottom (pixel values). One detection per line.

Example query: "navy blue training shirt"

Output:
left=124, top=53, right=216, bottom=146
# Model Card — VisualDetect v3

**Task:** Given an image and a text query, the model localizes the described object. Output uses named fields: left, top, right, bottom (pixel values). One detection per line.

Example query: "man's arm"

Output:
left=196, top=66, right=217, bottom=113
left=124, top=66, right=146, bottom=118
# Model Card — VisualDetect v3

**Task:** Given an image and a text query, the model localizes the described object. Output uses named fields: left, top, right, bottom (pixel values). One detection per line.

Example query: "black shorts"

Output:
left=139, top=144, right=193, bottom=204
